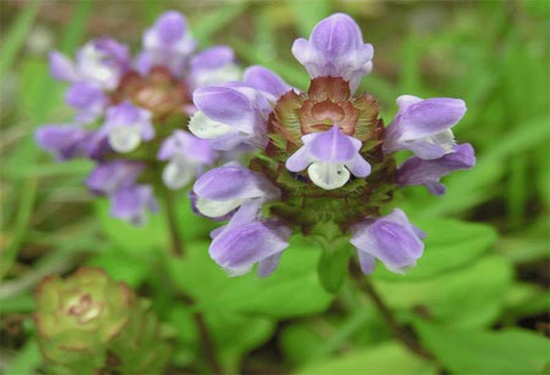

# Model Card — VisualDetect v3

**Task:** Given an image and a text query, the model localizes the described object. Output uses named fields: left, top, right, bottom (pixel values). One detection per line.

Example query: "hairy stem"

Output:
left=360, top=276, right=434, bottom=361
left=162, top=188, right=184, bottom=257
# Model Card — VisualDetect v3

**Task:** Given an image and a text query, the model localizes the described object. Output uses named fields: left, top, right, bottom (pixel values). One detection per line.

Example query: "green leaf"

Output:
left=4, top=339, right=43, bottom=375
left=169, top=239, right=333, bottom=318
left=286, top=0, right=332, bottom=36
left=373, top=256, right=513, bottom=328
left=168, top=306, right=275, bottom=374
left=414, top=319, right=550, bottom=375
left=191, top=3, right=249, bottom=46
left=374, top=218, right=498, bottom=281
left=207, top=311, right=275, bottom=373
left=95, top=200, right=167, bottom=253
left=317, top=239, right=354, bottom=293
left=296, top=341, right=437, bottom=375
left=0, top=1, right=39, bottom=81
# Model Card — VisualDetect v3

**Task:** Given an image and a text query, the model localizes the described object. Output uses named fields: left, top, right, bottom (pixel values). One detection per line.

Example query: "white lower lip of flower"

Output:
left=196, top=197, right=246, bottom=218
left=308, top=162, right=350, bottom=190
left=108, top=126, right=141, bottom=153
left=427, top=130, right=456, bottom=153
left=193, top=64, right=241, bottom=88
left=162, top=160, right=194, bottom=190
left=188, top=111, right=234, bottom=139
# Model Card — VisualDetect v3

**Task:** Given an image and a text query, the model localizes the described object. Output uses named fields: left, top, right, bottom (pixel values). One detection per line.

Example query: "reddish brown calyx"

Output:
left=266, top=76, right=381, bottom=160
left=113, top=66, right=191, bottom=119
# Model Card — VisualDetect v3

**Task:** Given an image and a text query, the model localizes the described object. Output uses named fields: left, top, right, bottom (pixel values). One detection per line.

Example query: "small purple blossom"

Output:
left=50, top=38, right=130, bottom=90
left=139, top=11, right=196, bottom=75
left=350, top=209, right=425, bottom=275
left=189, top=83, right=272, bottom=150
left=64, top=82, right=107, bottom=123
left=383, top=95, right=467, bottom=160
left=188, top=46, right=241, bottom=90
left=292, top=13, right=374, bottom=92
left=86, top=160, right=144, bottom=195
left=157, top=130, right=217, bottom=189
left=110, top=184, right=158, bottom=226
left=193, top=162, right=280, bottom=218
left=35, top=125, right=91, bottom=161
left=209, top=201, right=291, bottom=277
left=397, top=143, right=476, bottom=195
left=243, top=65, right=291, bottom=101
left=286, top=126, right=371, bottom=190
left=100, top=101, right=154, bottom=153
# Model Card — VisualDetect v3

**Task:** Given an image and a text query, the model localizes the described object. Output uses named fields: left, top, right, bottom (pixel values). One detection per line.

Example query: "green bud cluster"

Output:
left=33, top=267, right=171, bottom=375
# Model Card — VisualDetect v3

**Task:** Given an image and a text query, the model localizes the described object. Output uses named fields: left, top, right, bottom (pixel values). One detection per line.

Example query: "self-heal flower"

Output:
left=64, top=82, right=107, bottom=123
left=193, top=162, right=280, bottom=218
left=383, top=95, right=467, bottom=160
left=157, top=130, right=216, bottom=190
left=209, top=201, right=291, bottom=277
left=101, top=101, right=154, bottom=153
left=292, top=13, right=374, bottom=92
left=397, top=143, right=476, bottom=195
left=49, top=38, right=130, bottom=90
left=111, top=185, right=159, bottom=226
left=35, top=125, right=91, bottom=161
left=86, top=160, right=144, bottom=196
left=189, top=83, right=272, bottom=150
left=286, top=125, right=371, bottom=190
left=188, top=46, right=241, bottom=90
left=350, top=208, right=425, bottom=274
left=138, top=11, right=196, bottom=76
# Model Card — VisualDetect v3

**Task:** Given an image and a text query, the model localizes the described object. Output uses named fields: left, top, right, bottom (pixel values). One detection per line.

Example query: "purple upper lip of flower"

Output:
left=291, top=13, right=374, bottom=92
left=383, top=95, right=467, bottom=160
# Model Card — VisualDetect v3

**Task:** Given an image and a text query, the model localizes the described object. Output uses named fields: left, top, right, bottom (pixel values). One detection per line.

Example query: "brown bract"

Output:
left=113, top=67, right=190, bottom=120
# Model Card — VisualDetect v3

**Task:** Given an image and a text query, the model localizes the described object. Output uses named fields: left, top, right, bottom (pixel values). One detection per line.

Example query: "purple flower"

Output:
left=110, top=184, right=158, bottom=226
left=189, top=83, right=271, bottom=150
left=209, top=201, right=291, bottom=276
left=86, top=160, right=145, bottom=195
left=243, top=65, right=291, bottom=101
left=291, top=13, right=374, bottom=92
left=35, top=125, right=91, bottom=161
left=139, top=11, right=196, bottom=75
left=157, top=130, right=217, bottom=189
left=286, top=126, right=371, bottom=190
left=100, top=101, right=154, bottom=153
left=397, top=143, right=476, bottom=195
left=383, top=95, right=467, bottom=160
left=193, top=162, right=280, bottom=218
left=187, top=46, right=241, bottom=90
left=64, top=82, right=107, bottom=123
left=350, top=208, right=425, bottom=274
left=50, top=38, right=130, bottom=90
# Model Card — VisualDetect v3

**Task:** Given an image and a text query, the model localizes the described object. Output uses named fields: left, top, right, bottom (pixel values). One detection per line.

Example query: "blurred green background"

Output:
left=1, top=0, right=549, bottom=374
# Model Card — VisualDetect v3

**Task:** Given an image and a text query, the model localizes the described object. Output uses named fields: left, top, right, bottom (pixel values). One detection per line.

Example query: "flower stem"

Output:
left=359, top=276, right=434, bottom=361
left=162, top=188, right=184, bottom=257
left=179, top=294, right=224, bottom=374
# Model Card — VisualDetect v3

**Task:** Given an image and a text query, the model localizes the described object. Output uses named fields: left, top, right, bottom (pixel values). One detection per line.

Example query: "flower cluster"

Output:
left=36, top=11, right=238, bottom=224
left=190, top=13, right=476, bottom=276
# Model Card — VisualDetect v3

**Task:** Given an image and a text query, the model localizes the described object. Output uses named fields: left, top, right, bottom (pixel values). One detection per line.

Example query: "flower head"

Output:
left=36, top=11, right=242, bottom=225
left=188, top=13, right=474, bottom=280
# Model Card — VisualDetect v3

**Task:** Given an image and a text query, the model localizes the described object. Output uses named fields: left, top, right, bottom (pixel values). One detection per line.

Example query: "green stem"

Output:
left=179, top=294, right=224, bottom=374
left=358, top=275, right=434, bottom=361
left=162, top=188, right=184, bottom=257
